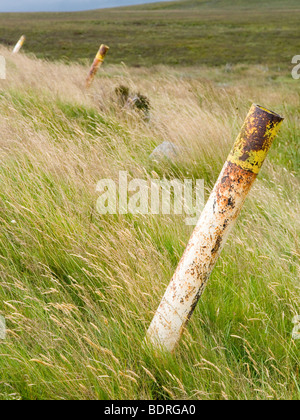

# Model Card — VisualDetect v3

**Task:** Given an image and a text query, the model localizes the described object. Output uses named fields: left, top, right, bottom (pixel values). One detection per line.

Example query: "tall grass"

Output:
left=0, top=47, right=299, bottom=400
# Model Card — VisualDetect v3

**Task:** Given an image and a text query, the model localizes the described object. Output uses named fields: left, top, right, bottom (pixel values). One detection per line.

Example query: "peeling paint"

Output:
left=146, top=104, right=284, bottom=352
left=227, top=104, right=283, bottom=174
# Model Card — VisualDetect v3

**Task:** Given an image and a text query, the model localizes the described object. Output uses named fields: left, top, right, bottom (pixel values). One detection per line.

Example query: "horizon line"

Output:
left=0, top=0, right=171, bottom=14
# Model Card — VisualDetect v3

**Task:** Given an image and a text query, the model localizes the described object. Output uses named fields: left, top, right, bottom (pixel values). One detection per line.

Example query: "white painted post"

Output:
left=13, top=35, right=26, bottom=54
left=146, top=104, right=284, bottom=352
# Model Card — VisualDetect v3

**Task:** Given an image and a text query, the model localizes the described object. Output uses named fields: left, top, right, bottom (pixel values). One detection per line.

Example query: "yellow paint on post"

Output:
left=96, top=52, right=105, bottom=62
left=13, top=35, right=26, bottom=54
left=227, top=104, right=284, bottom=174
left=146, top=104, right=284, bottom=352
left=86, top=44, right=109, bottom=88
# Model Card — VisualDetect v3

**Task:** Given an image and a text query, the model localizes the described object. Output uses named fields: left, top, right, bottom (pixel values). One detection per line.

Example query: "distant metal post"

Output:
left=86, top=44, right=109, bottom=88
left=13, top=35, right=26, bottom=54
left=146, top=104, right=284, bottom=352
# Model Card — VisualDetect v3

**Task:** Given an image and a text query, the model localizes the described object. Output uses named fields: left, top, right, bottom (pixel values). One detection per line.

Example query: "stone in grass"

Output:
left=150, top=141, right=181, bottom=163
left=115, top=85, right=151, bottom=121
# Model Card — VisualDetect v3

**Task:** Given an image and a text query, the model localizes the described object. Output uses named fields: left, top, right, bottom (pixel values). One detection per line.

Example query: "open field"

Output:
left=0, top=42, right=299, bottom=399
left=0, top=0, right=299, bottom=67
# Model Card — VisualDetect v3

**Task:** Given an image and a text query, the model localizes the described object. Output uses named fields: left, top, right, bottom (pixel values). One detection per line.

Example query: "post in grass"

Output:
left=13, top=35, right=26, bottom=54
left=146, top=104, right=284, bottom=353
left=86, top=44, right=109, bottom=88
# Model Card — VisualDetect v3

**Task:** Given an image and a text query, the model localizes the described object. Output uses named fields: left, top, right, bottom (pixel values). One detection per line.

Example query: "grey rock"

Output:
left=150, top=141, right=180, bottom=162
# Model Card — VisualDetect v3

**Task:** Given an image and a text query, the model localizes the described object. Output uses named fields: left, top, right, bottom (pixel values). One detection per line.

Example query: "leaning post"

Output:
left=146, top=104, right=284, bottom=352
left=86, top=44, right=109, bottom=88
left=12, top=35, right=26, bottom=54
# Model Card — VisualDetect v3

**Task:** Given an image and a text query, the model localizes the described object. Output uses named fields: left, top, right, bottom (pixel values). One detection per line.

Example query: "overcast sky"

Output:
left=0, top=0, right=171, bottom=13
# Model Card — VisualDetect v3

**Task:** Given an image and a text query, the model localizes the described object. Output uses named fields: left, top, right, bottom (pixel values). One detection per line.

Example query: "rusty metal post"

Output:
left=12, top=35, right=26, bottom=54
left=86, top=44, right=109, bottom=88
left=146, top=104, right=284, bottom=352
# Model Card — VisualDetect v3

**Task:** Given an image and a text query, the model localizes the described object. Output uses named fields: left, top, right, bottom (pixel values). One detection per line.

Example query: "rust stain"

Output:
left=146, top=104, right=284, bottom=352
left=86, top=44, right=109, bottom=88
left=227, top=105, right=284, bottom=174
